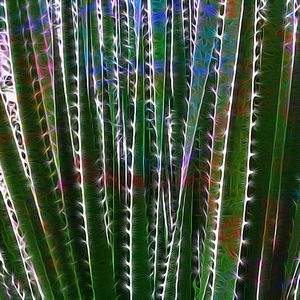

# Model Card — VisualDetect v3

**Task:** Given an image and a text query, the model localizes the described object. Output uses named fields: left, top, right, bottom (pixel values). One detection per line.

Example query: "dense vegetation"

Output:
left=0, top=0, right=299, bottom=299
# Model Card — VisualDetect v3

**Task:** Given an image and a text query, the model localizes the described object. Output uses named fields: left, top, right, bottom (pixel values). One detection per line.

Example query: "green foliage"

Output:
left=0, top=0, right=299, bottom=299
